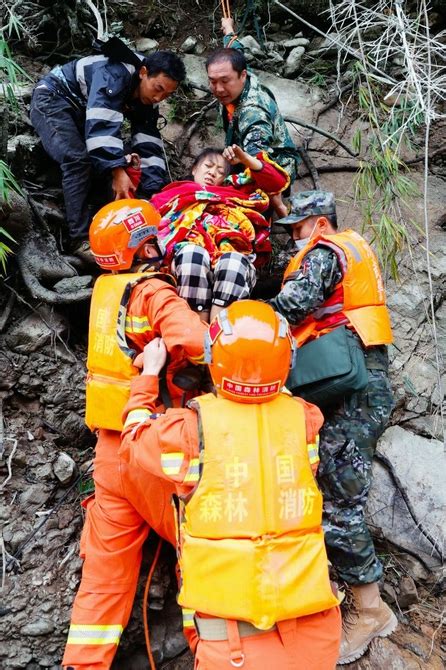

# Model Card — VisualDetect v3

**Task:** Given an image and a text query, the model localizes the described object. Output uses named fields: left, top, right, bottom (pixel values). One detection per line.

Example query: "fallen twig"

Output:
left=286, top=115, right=358, bottom=157
left=315, top=83, right=355, bottom=123
left=0, top=438, right=18, bottom=490
left=298, top=146, right=320, bottom=189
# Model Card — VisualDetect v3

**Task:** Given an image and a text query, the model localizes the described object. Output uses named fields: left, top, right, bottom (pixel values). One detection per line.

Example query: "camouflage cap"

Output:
left=276, top=190, right=336, bottom=225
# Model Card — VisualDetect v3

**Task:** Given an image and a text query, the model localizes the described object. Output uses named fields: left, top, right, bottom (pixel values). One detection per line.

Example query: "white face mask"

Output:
left=294, top=237, right=310, bottom=251
left=294, top=221, right=318, bottom=251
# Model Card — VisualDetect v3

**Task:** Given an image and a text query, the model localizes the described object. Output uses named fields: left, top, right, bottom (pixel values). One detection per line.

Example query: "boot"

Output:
left=72, top=239, right=95, bottom=265
left=338, top=583, right=398, bottom=665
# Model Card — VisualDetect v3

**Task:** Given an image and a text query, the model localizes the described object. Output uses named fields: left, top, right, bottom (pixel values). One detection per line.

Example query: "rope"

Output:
left=220, top=0, right=231, bottom=20
left=143, top=537, right=164, bottom=670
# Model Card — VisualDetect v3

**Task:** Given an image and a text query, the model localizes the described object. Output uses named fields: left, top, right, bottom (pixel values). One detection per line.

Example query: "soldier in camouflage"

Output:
left=268, top=191, right=398, bottom=664
left=205, top=17, right=300, bottom=216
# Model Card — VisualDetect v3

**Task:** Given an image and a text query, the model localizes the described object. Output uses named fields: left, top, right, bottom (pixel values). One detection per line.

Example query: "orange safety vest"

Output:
left=85, top=272, right=174, bottom=432
left=177, top=392, right=339, bottom=629
left=283, top=229, right=393, bottom=347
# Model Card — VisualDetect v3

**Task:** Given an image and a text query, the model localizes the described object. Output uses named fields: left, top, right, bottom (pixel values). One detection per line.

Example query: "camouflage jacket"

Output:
left=268, top=245, right=388, bottom=368
left=268, top=246, right=341, bottom=325
left=222, top=34, right=300, bottom=182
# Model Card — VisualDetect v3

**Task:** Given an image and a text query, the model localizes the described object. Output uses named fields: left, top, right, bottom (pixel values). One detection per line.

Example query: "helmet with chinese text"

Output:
left=89, top=199, right=161, bottom=271
left=205, top=300, right=295, bottom=404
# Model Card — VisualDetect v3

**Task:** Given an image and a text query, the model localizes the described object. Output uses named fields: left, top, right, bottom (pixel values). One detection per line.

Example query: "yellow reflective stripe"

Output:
left=188, top=353, right=205, bottom=364
left=67, top=624, right=123, bottom=646
left=123, top=408, right=151, bottom=428
left=125, top=315, right=151, bottom=324
left=183, top=457, right=200, bottom=483
left=125, top=315, right=152, bottom=334
left=307, top=435, right=320, bottom=464
left=161, top=452, right=184, bottom=475
left=182, top=608, right=195, bottom=628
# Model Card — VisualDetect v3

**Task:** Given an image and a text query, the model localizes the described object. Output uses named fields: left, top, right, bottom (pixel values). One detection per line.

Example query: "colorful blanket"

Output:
left=151, top=172, right=273, bottom=267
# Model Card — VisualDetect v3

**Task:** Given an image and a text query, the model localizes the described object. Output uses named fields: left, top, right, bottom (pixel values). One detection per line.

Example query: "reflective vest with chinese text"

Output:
left=85, top=272, right=173, bottom=431
left=283, top=230, right=393, bottom=347
left=177, top=392, right=339, bottom=629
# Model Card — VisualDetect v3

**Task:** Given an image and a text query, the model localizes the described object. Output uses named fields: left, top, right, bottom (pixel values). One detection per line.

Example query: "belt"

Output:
left=195, top=616, right=276, bottom=641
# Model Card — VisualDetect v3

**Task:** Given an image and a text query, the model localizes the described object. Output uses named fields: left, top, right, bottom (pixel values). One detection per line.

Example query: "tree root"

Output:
left=1, top=191, right=92, bottom=304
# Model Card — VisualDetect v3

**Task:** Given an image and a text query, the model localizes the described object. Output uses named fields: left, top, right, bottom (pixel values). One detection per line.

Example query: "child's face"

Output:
left=192, top=154, right=228, bottom=187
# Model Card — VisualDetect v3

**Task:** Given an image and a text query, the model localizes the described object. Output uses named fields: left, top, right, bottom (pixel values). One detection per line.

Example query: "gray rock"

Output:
left=387, top=282, right=427, bottom=326
left=135, top=38, right=159, bottom=53
left=308, top=33, right=338, bottom=54
left=35, top=463, right=54, bottom=480
left=53, top=452, right=76, bottom=485
left=19, top=484, right=50, bottom=508
left=21, top=620, right=55, bottom=636
left=397, top=576, right=419, bottom=608
left=268, top=50, right=285, bottom=65
left=0, top=503, right=11, bottom=521
left=194, top=42, right=206, bottom=56
left=7, top=133, right=41, bottom=159
left=404, top=415, right=444, bottom=441
left=180, top=36, right=197, bottom=53
left=239, top=35, right=263, bottom=57
left=5, top=307, right=68, bottom=354
left=281, top=37, right=310, bottom=48
left=393, top=553, right=431, bottom=582
left=269, top=32, right=292, bottom=43
left=284, top=46, right=306, bottom=77
left=367, top=426, right=445, bottom=567
left=356, top=634, right=444, bottom=668
left=382, top=581, right=398, bottom=604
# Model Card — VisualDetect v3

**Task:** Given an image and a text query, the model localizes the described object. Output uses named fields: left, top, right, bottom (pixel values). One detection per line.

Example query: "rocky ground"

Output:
left=1, top=1, right=445, bottom=668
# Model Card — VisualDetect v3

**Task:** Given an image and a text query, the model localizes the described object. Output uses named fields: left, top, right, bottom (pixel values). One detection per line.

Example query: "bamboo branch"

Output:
left=273, top=0, right=398, bottom=86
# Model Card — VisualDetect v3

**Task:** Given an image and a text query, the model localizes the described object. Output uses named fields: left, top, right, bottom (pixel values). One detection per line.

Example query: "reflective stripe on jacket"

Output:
left=42, top=56, right=167, bottom=196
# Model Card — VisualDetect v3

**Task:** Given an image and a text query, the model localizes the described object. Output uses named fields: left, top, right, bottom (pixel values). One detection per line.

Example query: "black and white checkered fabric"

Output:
left=173, top=244, right=256, bottom=311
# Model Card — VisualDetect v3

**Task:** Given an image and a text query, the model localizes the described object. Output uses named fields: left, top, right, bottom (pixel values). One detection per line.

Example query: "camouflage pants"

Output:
left=316, top=368, right=394, bottom=585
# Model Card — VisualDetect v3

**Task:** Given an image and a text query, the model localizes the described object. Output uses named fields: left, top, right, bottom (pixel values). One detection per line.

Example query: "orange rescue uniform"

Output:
left=62, top=277, right=207, bottom=670
left=119, top=375, right=341, bottom=670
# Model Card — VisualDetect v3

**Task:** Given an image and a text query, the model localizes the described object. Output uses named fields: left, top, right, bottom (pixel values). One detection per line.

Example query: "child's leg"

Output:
left=172, top=244, right=213, bottom=322
left=211, top=253, right=257, bottom=321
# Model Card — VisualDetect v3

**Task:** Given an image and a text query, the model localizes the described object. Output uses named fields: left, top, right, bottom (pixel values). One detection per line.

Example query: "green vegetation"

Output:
left=351, top=80, right=422, bottom=278
left=0, top=36, right=27, bottom=272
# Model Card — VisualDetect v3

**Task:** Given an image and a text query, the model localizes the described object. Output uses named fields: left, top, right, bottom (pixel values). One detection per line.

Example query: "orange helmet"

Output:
left=205, top=300, right=295, bottom=404
left=89, top=199, right=161, bottom=270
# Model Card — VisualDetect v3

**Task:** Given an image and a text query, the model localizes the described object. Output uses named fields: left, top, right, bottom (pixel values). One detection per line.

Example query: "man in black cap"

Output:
left=268, top=190, right=397, bottom=664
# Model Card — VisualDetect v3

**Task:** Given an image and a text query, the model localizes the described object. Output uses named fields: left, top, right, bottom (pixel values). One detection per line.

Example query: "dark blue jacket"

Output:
left=42, top=54, right=167, bottom=197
